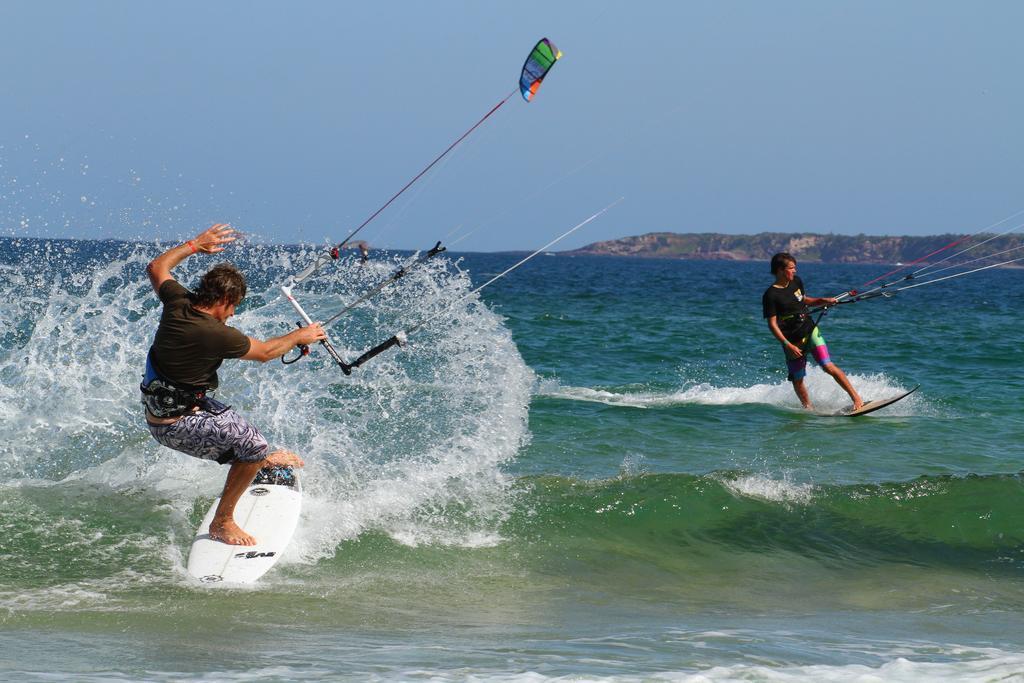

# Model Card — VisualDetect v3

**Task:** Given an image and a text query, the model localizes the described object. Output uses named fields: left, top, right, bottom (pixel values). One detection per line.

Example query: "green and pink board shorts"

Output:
left=783, top=326, right=832, bottom=381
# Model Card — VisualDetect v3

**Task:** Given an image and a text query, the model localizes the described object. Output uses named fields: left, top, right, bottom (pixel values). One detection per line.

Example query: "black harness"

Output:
left=778, top=311, right=816, bottom=346
left=140, top=377, right=209, bottom=418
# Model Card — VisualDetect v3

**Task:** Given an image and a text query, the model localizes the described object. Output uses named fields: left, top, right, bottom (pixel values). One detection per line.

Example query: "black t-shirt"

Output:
left=149, top=280, right=251, bottom=389
left=762, top=276, right=813, bottom=343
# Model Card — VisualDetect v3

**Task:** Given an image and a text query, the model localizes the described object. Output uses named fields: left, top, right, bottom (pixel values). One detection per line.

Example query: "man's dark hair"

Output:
left=194, top=263, right=247, bottom=307
left=770, top=252, right=796, bottom=275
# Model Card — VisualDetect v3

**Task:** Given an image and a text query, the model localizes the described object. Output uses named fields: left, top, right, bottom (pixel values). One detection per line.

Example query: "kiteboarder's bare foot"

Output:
left=851, top=397, right=864, bottom=411
left=265, top=450, right=305, bottom=468
left=209, top=516, right=257, bottom=546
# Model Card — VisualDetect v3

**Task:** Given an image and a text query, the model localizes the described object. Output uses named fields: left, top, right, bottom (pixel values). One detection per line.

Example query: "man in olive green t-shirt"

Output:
left=142, top=223, right=326, bottom=546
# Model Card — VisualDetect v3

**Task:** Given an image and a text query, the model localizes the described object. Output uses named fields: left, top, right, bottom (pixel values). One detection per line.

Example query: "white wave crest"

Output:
left=718, top=473, right=816, bottom=505
left=536, top=370, right=925, bottom=416
left=0, top=242, right=533, bottom=567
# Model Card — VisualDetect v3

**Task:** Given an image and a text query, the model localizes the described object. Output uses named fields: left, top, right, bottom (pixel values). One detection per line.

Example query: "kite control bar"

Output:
left=280, top=284, right=355, bottom=374
left=280, top=317, right=407, bottom=374
left=279, top=240, right=447, bottom=373
left=339, top=332, right=407, bottom=373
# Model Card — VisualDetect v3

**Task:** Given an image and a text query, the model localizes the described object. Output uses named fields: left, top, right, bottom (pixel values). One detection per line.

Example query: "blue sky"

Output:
left=1, top=1, right=1021, bottom=251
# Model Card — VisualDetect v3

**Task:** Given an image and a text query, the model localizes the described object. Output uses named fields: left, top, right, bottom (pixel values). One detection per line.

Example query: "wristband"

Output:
left=187, top=241, right=198, bottom=254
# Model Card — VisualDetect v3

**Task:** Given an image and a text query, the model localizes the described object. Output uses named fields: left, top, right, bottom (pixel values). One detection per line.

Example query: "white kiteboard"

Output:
left=826, top=385, right=919, bottom=417
left=187, top=466, right=301, bottom=584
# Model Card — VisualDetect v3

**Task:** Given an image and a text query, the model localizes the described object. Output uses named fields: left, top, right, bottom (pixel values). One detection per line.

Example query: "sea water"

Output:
left=1, top=238, right=1022, bottom=681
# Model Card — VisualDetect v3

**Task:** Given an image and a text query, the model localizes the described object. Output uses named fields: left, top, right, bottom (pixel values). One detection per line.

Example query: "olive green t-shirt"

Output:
left=149, top=280, right=251, bottom=389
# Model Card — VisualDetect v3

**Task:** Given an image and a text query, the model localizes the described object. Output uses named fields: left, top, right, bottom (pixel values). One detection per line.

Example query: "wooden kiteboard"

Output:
left=828, top=385, right=919, bottom=417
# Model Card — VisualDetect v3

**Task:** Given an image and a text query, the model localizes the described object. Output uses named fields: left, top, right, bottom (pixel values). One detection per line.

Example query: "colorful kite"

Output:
left=520, top=38, right=563, bottom=102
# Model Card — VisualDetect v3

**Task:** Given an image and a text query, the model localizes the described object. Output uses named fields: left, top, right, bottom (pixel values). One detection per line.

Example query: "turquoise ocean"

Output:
left=1, top=237, right=1022, bottom=681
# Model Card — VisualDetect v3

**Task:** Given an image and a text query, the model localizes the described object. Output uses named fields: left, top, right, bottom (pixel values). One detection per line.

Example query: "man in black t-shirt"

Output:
left=142, top=224, right=326, bottom=546
left=763, top=252, right=862, bottom=412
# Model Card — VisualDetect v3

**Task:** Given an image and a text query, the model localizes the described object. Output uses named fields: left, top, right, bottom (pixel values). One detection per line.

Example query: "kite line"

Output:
left=279, top=38, right=565, bottom=373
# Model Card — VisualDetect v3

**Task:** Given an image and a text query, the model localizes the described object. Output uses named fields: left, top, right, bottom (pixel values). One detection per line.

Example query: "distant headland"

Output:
left=565, top=232, right=1024, bottom=265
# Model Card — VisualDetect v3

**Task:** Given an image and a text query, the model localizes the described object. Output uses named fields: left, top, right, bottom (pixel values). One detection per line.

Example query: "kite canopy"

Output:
left=520, top=38, right=562, bottom=102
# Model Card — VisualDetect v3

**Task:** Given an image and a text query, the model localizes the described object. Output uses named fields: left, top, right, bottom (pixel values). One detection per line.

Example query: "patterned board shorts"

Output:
left=146, top=397, right=269, bottom=465
left=783, top=325, right=833, bottom=382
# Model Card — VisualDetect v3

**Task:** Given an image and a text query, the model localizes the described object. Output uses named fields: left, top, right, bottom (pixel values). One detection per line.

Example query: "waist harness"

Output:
left=779, top=312, right=817, bottom=346
left=141, top=377, right=209, bottom=418
left=140, top=352, right=212, bottom=418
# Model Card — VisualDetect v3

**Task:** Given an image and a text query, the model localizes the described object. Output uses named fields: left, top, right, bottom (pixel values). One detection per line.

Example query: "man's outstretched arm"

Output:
left=242, top=324, right=327, bottom=363
left=147, top=223, right=237, bottom=294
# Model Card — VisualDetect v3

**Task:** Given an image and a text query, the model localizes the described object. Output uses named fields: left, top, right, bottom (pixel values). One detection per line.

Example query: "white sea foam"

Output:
left=536, top=370, right=925, bottom=417
left=65, top=649, right=1014, bottom=682
left=5, top=653, right=1024, bottom=683
left=0, top=243, right=533, bottom=572
left=718, top=473, right=815, bottom=505
left=457, top=651, right=1024, bottom=681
